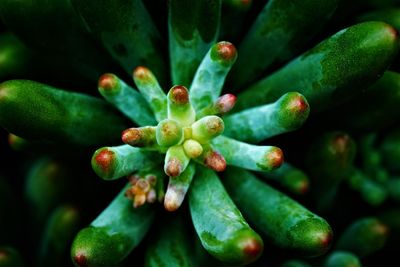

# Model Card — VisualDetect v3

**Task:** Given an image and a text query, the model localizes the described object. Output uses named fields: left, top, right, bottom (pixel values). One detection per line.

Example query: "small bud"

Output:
left=167, top=85, right=196, bottom=126
left=164, top=188, right=183, bottom=212
left=164, top=164, right=195, bottom=211
left=183, top=139, right=203, bottom=158
left=165, top=158, right=183, bottom=177
left=128, top=174, right=140, bottom=185
left=135, top=179, right=151, bottom=194
left=146, top=175, right=157, bottom=186
left=215, top=94, right=237, bottom=114
left=204, top=151, right=227, bottom=172
left=164, top=146, right=190, bottom=177
left=125, top=172, right=162, bottom=208
left=156, top=119, right=183, bottom=147
left=133, top=194, right=146, bottom=208
left=191, top=115, right=224, bottom=143
left=198, top=146, right=227, bottom=172
left=147, top=189, right=157, bottom=203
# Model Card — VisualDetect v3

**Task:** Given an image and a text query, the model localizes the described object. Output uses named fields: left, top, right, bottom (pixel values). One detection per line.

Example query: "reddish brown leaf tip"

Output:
left=217, top=41, right=237, bottom=61
left=0, top=83, right=10, bottom=102
left=98, top=73, right=117, bottom=91
left=73, top=253, right=88, bottom=267
left=240, top=238, right=263, bottom=258
left=0, top=250, right=8, bottom=259
left=170, top=85, right=189, bottom=104
left=164, top=203, right=176, bottom=212
left=122, top=128, right=141, bottom=145
left=278, top=93, right=310, bottom=129
left=216, top=94, right=237, bottom=114
left=297, top=180, right=310, bottom=194
left=319, top=230, right=333, bottom=249
left=133, top=66, right=151, bottom=81
left=332, top=133, right=351, bottom=154
left=165, top=158, right=182, bottom=177
left=7, top=133, right=19, bottom=146
left=205, top=151, right=227, bottom=172
left=161, top=120, right=179, bottom=136
left=206, top=116, right=224, bottom=135
left=137, top=179, right=151, bottom=192
left=385, top=23, right=399, bottom=39
left=267, top=147, right=284, bottom=169
left=374, top=221, right=390, bottom=236
left=287, top=94, right=309, bottom=114
left=164, top=194, right=181, bottom=212
left=93, top=149, right=115, bottom=174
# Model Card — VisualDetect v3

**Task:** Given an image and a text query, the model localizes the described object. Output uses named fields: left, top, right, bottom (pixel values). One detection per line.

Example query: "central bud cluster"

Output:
left=121, top=84, right=230, bottom=177
left=104, top=63, right=238, bottom=211
left=92, top=42, right=291, bottom=211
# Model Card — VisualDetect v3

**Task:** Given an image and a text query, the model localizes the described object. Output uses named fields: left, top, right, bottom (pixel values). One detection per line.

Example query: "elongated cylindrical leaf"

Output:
left=235, top=22, right=400, bottom=113
left=212, top=136, right=283, bottom=171
left=71, top=185, right=155, bottom=266
left=190, top=41, right=237, bottom=111
left=223, top=167, right=332, bottom=257
left=189, top=167, right=263, bottom=265
left=0, top=80, right=128, bottom=145
left=169, top=0, right=221, bottom=86
left=336, top=217, right=388, bottom=258
left=228, top=0, right=339, bottom=89
left=98, top=73, right=156, bottom=126
left=92, top=145, right=161, bottom=180
left=145, top=216, right=193, bottom=267
left=71, top=0, right=167, bottom=82
left=224, top=92, right=309, bottom=143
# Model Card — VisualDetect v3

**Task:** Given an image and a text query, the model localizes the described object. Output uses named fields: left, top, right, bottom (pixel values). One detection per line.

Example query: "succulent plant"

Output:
left=1, top=0, right=400, bottom=267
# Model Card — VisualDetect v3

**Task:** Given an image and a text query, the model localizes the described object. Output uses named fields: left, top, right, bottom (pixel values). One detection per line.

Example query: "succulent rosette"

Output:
left=1, top=0, right=400, bottom=266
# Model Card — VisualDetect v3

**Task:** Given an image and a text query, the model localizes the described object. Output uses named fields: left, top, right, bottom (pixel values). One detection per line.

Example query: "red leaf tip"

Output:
left=122, top=128, right=141, bottom=145
left=205, top=151, right=227, bottom=172
left=170, top=85, right=189, bottom=104
left=241, top=237, right=263, bottom=258
left=165, top=158, right=182, bottom=177
left=216, top=94, right=237, bottom=114
left=94, top=149, right=115, bottom=173
left=215, top=41, right=237, bottom=62
left=133, top=66, right=152, bottom=81
left=73, top=253, right=88, bottom=267
left=267, top=147, right=284, bottom=169
left=98, top=73, right=118, bottom=91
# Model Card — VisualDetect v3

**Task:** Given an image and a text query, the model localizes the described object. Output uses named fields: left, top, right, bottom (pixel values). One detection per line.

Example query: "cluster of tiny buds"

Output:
left=125, top=174, right=159, bottom=208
